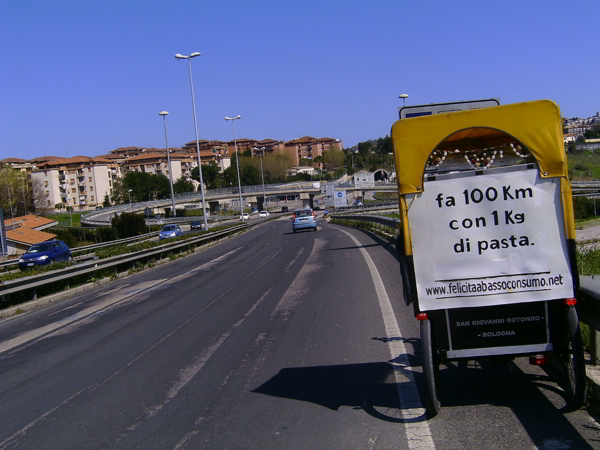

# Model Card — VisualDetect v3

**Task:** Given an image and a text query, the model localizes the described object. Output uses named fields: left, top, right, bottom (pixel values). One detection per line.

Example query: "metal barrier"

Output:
left=0, top=231, right=160, bottom=271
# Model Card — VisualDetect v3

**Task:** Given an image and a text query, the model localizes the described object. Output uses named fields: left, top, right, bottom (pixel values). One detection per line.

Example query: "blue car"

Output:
left=19, top=240, right=72, bottom=270
left=291, top=208, right=317, bottom=233
left=159, top=224, right=182, bottom=240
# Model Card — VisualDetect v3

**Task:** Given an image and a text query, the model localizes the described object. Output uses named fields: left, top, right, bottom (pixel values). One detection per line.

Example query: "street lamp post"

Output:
left=258, top=147, right=267, bottom=211
left=128, top=189, right=132, bottom=210
left=399, top=93, right=409, bottom=107
left=175, top=52, right=208, bottom=230
left=225, top=115, right=243, bottom=217
left=159, top=111, right=177, bottom=217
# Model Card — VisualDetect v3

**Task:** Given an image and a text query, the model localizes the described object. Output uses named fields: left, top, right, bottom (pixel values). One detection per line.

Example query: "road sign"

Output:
left=353, top=171, right=375, bottom=188
left=326, top=183, right=335, bottom=196
left=398, top=98, right=500, bottom=120
left=334, top=190, right=347, bottom=207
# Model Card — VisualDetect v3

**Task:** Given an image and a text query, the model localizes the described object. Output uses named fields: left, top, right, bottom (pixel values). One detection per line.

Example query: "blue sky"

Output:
left=1, top=0, right=598, bottom=160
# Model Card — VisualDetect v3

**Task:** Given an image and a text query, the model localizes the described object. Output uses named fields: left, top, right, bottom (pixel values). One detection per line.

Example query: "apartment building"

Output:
left=283, top=136, right=344, bottom=166
left=181, top=140, right=230, bottom=165
left=31, top=156, right=117, bottom=210
left=251, top=139, right=285, bottom=157
left=120, top=151, right=184, bottom=181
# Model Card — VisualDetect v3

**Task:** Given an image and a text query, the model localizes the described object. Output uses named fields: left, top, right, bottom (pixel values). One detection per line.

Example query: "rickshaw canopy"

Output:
left=391, top=100, right=567, bottom=196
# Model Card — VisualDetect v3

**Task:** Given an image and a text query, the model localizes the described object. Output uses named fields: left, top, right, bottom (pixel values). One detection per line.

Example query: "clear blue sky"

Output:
left=1, top=0, right=598, bottom=160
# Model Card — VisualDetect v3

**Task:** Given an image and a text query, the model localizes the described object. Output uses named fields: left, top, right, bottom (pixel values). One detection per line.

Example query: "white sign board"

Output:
left=399, top=98, right=499, bottom=120
left=326, top=183, right=335, bottom=196
left=407, top=169, right=573, bottom=311
left=334, top=190, right=347, bottom=208
left=324, top=195, right=334, bottom=206
left=353, top=171, right=375, bottom=189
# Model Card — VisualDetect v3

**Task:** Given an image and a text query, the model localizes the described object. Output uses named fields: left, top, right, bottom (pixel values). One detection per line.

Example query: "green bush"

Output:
left=573, top=197, right=596, bottom=220
left=111, top=212, right=146, bottom=238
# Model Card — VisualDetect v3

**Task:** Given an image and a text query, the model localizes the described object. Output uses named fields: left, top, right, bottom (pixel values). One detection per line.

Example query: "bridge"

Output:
left=82, top=179, right=398, bottom=226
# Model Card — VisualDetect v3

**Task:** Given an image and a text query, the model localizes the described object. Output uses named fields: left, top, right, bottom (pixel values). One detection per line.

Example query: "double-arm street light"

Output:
left=175, top=52, right=208, bottom=230
left=159, top=111, right=177, bottom=217
left=224, top=115, right=243, bottom=217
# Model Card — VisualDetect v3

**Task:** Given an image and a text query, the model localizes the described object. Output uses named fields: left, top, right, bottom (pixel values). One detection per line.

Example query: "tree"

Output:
left=323, top=149, right=345, bottom=172
left=111, top=178, right=126, bottom=205
left=111, top=212, right=146, bottom=238
left=192, top=162, right=223, bottom=189
left=103, top=193, right=111, bottom=207
left=222, top=166, right=238, bottom=187
left=122, top=171, right=170, bottom=202
left=173, top=177, right=194, bottom=194
left=241, top=164, right=260, bottom=186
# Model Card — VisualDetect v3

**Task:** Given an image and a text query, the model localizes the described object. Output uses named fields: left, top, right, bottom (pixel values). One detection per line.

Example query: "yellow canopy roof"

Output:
left=391, top=100, right=566, bottom=195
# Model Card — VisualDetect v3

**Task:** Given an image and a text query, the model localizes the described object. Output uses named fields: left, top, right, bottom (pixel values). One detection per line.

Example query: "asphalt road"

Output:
left=0, top=216, right=598, bottom=449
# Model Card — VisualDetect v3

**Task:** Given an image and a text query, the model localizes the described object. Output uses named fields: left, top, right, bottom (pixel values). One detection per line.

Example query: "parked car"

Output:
left=291, top=208, right=317, bottom=233
left=190, top=221, right=204, bottom=231
left=233, top=188, right=245, bottom=194
left=159, top=224, right=182, bottom=240
left=240, top=213, right=250, bottom=220
left=281, top=206, right=289, bottom=213
left=259, top=210, right=269, bottom=218
left=19, top=240, right=72, bottom=270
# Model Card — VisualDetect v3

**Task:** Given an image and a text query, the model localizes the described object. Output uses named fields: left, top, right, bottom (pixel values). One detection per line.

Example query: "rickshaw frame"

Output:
left=391, top=100, right=586, bottom=416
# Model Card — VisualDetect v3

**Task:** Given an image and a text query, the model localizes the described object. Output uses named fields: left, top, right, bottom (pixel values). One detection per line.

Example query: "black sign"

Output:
left=448, top=301, right=548, bottom=350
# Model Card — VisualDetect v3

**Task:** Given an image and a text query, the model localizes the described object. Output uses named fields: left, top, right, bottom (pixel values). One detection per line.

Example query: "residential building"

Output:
left=120, top=151, right=183, bottom=182
left=4, top=214, right=58, bottom=255
left=283, top=136, right=344, bottom=166
left=181, top=140, right=230, bottom=166
left=31, top=156, right=116, bottom=210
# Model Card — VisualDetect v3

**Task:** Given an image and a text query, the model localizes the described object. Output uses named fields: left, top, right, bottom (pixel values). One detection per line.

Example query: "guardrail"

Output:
left=576, top=276, right=600, bottom=363
left=0, top=220, right=267, bottom=301
left=0, top=231, right=160, bottom=271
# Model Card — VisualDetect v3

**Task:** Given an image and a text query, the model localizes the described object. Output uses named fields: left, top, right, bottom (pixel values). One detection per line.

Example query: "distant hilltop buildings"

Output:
left=563, top=112, right=600, bottom=147
left=0, top=135, right=343, bottom=212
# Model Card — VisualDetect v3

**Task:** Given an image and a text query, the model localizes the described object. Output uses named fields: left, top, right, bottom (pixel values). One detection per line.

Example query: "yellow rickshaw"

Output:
left=391, top=100, right=585, bottom=417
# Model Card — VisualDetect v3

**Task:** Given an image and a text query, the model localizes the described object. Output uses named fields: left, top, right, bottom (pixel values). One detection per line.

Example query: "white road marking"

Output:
left=284, top=247, right=304, bottom=273
left=272, top=239, right=325, bottom=318
left=339, top=229, right=435, bottom=450
left=47, top=302, right=84, bottom=317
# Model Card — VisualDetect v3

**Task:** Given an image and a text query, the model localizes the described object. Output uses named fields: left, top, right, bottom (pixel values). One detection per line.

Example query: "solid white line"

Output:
left=339, top=229, right=436, bottom=450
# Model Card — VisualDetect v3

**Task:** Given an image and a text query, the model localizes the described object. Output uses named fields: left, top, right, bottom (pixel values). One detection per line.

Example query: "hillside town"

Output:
left=563, top=111, right=600, bottom=150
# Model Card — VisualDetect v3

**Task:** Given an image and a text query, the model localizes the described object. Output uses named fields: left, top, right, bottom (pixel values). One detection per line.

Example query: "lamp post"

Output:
left=159, top=111, right=177, bottom=217
left=175, top=52, right=208, bottom=230
left=128, top=189, right=132, bottom=210
left=258, top=147, right=267, bottom=211
left=399, top=93, right=409, bottom=107
left=225, top=115, right=243, bottom=217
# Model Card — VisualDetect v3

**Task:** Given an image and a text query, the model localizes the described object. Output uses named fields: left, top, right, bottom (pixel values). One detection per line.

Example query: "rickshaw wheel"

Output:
left=421, top=318, right=441, bottom=417
left=563, top=307, right=586, bottom=408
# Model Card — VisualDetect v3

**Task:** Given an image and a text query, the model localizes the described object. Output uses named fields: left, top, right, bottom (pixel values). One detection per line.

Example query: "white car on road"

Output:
left=259, top=211, right=269, bottom=218
left=240, top=213, right=250, bottom=220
